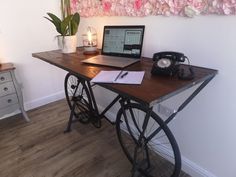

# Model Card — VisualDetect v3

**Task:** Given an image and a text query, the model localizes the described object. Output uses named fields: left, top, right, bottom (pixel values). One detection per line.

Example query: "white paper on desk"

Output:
left=91, top=70, right=145, bottom=84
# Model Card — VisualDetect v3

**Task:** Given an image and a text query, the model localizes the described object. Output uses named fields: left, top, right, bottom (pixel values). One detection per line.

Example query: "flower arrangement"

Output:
left=71, top=0, right=236, bottom=18
left=45, top=0, right=80, bottom=36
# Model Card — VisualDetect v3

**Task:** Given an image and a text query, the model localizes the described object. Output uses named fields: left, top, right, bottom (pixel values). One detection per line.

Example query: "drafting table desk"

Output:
left=33, top=48, right=217, bottom=177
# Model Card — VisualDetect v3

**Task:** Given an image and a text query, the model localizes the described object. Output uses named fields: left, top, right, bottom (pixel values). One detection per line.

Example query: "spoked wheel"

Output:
left=64, top=73, right=92, bottom=124
left=116, top=102, right=181, bottom=177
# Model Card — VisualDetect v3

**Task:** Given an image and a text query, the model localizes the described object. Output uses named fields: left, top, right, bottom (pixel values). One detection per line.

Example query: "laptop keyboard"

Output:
left=82, top=55, right=139, bottom=68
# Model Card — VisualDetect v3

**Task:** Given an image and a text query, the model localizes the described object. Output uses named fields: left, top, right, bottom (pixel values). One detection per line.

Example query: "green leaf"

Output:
left=61, top=15, right=73, bottom=36
left=47, top=13, right=61, bottom=21
left=70, top=20, right=78, bottom=35
left=45, top=13, right=62, bottom=35
left=72, top=13, right=80, bottom=25
left=70, top=13, right=80, bottom=35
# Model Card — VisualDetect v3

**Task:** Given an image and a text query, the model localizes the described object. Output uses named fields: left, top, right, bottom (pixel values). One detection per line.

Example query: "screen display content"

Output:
left=102, top=26, right=145, bottom=58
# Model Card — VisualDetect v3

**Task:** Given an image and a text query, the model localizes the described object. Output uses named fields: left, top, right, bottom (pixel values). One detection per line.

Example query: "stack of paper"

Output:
left=91, top=70, right=145, bottom=84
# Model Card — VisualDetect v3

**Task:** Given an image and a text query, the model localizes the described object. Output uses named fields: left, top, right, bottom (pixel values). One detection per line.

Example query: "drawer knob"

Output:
left=0, top=77, right=5, bottom=81
left=7, top=99, right=12, bottom=103
left=4, top=87, right=8, bottom=91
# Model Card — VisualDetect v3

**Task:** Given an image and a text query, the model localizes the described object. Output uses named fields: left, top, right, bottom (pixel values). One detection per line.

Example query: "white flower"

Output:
left=184, top=5, right=200, bottom=18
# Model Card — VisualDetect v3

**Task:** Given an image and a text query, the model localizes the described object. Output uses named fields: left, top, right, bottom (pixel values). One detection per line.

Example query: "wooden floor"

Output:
left=0, top=99, right=190, bottom=177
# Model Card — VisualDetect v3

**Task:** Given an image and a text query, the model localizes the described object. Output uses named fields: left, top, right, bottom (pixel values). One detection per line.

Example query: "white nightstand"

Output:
left=0, top=63, right=29, bottom=121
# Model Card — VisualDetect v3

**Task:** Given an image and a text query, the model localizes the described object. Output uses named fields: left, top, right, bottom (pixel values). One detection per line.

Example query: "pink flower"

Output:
left=71, top=0, right=77, bottom=6
left=173, top=0, right=186, bottom=10
left=134, top=0, right=143, bottom=10
left=191, top=0, right=207, bottom=12
left=70, top=0, right=78, bottom=14
left=103, top=1, right=112, bottom=12
left=222, top=0, right=236, bottom=14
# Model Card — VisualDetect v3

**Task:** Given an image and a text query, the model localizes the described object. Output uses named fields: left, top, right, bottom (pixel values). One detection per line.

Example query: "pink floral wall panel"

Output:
left=71, top=0, right=236, bottom=17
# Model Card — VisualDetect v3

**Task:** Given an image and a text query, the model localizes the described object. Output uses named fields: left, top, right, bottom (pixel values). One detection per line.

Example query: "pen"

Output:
left=120, top=71, right=128, bottom=78
left=114, top=70, right=123, bottom=81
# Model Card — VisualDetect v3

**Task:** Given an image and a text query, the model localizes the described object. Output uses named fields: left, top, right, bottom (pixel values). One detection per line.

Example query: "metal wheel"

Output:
left=64, top=73, right=92, bottom=124
left=116, top=102, right=181, bottom=177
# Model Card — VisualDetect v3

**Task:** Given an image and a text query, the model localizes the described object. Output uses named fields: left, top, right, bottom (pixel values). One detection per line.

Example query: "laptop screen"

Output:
left=101, top=25, right=145, bottom=58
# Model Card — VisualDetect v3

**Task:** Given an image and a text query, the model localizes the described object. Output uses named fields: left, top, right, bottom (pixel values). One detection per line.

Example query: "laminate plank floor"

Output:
left=0, top=99, right=191, bottom=177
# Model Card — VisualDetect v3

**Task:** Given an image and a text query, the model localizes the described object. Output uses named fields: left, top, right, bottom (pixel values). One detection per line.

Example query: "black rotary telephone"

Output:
left=151, top=51, right=195, bottom=80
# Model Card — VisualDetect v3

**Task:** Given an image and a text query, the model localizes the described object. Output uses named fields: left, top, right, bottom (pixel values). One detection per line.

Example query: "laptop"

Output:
left=81, top=25, right=145, bottom=68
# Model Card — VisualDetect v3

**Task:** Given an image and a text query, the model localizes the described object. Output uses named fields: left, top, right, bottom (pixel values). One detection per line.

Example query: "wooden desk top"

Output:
left=32, top=48, right=217, bottom=106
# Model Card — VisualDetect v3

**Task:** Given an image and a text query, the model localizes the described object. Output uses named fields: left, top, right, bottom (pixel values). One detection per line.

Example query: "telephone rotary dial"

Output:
left=151, top=51, right=194, bottom=80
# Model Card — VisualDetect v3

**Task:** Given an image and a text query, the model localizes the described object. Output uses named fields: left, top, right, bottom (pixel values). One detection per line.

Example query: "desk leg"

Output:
left=64, top=73, right=96, bottom=132
left=64, top=101, right=76, bottom=133
left=164, top=76, right=215, bottom=126
left=64, top=73, right=121, bottom=130
left=116, top=101, right=181, bottom=177
left=86, top=81, right=101, bottom=128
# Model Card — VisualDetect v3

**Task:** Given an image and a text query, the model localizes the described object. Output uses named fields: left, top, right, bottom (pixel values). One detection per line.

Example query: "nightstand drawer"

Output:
left=0, top=94, right=18, bottom=109
left=0, top=72, right=12, bottom=84
left=0, top=82, right=15, bottom=97
left=0, top=104, right=19, bottom=118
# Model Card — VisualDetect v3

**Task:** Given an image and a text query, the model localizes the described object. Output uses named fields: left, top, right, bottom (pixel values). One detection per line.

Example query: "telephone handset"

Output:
left=151, top=51, right=194, bottom=80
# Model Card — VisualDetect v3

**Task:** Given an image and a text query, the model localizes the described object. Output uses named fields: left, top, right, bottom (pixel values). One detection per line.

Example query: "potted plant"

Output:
left=45, top=0, right=80, bottom=53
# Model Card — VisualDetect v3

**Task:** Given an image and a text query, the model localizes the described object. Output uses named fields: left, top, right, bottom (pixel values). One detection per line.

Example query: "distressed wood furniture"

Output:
left=0, top=63, right=29, bottom=121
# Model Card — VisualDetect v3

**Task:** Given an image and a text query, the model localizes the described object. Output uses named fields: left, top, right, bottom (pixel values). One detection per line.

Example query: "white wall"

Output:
left=79, top=16, right=236, bottom=177
left=0, top=0, right=66, bottom=110
left=1, top=1, right=236, bottom=177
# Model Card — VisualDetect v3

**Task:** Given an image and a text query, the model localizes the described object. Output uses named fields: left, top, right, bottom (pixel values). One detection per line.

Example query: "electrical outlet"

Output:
left=157, top=104, right=174, bottom=117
